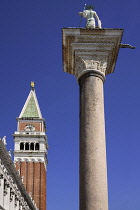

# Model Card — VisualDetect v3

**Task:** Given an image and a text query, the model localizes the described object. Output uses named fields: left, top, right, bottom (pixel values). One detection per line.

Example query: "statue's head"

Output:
left=85, top=5, right=95, bottom=10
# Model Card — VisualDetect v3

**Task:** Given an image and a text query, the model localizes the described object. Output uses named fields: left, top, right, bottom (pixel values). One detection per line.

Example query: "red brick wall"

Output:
left=33, top=162, right=40, bottom=208
left=20, top=162, right=27, bottom=190
left=15, top=161, right=20, bottom=172
left=27, top=162, right=34, bottom=197
left=19, top=122, right=42, bottom=132
left=40, top=163, right=46, bottom=210
left=15, top=161, right=46, bottom=210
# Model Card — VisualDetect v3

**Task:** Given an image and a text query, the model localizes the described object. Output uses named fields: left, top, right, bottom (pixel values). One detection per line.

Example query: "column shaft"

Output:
left=79, top=72, right=108, bottom=210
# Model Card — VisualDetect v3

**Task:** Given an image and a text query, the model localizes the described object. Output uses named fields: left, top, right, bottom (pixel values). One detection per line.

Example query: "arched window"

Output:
left=25, top=143, right=29, bottom=150
left=35, top=143, right=39, bottom=150
left=20, top=142, right=24, bottom=150
left=30, top=143, right=34, bottom=150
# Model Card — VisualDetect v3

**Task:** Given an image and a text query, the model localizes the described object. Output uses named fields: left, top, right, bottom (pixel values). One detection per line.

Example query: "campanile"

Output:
left=13, top=82, right=48, bottom=210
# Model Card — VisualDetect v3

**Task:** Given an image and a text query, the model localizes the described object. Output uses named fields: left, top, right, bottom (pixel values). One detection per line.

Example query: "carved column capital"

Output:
left=75, top=56, right=107, bottom=81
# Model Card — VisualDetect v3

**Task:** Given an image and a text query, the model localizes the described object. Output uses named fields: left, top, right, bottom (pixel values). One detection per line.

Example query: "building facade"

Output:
left=0, top=83, right=48, bottom=210
left=0, top=137, right=38, bottom=210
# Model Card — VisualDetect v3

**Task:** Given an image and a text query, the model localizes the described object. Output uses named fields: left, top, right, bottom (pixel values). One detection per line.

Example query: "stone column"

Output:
left=79, top=71, right=108, bottom=210
left=62, top=28, right=123, bottom=210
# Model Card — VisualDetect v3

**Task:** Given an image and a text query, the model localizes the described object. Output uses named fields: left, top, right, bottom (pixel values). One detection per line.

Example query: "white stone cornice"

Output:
left=62, top=28, right=123, bottom=79
left=14, top=156, right=48, bottom=170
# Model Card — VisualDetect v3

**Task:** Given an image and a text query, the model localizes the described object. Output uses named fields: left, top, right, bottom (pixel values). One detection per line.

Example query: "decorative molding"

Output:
left=62, top=28, right=123, bottom=79
left=15, top=157, right=47, bottom=163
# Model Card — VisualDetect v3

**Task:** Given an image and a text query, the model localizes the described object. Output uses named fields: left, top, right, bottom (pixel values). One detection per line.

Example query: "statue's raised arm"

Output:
left=79, top=5, right=102, bottom=29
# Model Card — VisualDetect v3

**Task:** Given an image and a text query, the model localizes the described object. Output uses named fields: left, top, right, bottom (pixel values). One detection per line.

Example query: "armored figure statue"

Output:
left=79, top=5, right=102, bottom=29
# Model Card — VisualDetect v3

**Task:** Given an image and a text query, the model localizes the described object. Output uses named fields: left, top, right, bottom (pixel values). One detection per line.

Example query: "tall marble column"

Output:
left=62, top=28, right=123, bottom=210
left=79, top=71, right=107, bottom=209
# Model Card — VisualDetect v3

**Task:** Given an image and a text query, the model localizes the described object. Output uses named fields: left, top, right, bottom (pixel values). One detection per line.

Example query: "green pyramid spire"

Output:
left=19, top=82, right=42, bottom=118
left=22, top=92, right=39, bottom=117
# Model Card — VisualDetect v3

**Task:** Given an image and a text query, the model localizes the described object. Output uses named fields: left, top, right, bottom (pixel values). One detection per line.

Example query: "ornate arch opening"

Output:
left=30, top=143, right=34, bottom=150
left=25, top=142, right=29, bottom=150
left=20, top=142, right=24, bottom=150
left=35, top=143, right=39, bottom=150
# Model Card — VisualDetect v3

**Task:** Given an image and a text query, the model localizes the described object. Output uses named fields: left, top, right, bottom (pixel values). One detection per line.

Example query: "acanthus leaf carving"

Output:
left=83, top=60, right=100, bottom=70
left=75, top=56, right=108, bottom=79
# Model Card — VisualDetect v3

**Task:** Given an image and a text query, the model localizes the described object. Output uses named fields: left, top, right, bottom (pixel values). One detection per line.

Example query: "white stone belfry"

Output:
left=62, top=28, right=123, bottom=210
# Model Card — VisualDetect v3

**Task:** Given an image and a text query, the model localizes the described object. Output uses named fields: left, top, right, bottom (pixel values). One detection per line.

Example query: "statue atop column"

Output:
left=79, top=5, right=102, bottom=29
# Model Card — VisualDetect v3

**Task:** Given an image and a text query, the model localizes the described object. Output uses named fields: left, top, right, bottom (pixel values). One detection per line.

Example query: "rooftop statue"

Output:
left=2, top=136, right=7, bottom=145
left=79, top=5, right=102, bottom=29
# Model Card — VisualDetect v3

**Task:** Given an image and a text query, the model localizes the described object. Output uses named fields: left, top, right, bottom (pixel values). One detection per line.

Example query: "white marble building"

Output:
left=0, top=137, right=38, bottom=210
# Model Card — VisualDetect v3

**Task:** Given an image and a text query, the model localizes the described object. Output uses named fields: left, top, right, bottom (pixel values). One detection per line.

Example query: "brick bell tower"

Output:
left=13, top=82, right=48, bottom=210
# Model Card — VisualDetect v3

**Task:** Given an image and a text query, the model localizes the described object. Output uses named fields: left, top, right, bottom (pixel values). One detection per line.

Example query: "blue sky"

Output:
left=0, top=0, right=139, bottom=209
